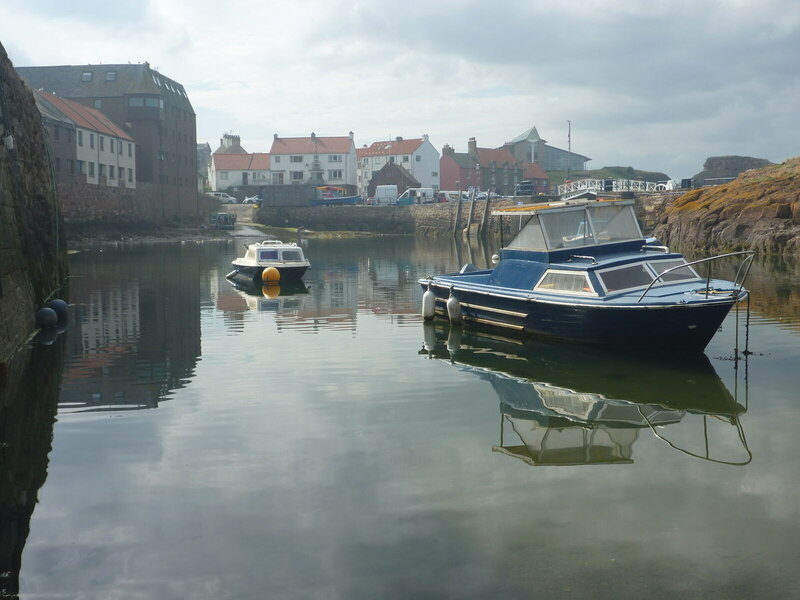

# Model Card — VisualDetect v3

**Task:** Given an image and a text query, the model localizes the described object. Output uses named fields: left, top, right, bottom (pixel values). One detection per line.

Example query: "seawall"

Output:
left=0, top=42, right=67, bottom=367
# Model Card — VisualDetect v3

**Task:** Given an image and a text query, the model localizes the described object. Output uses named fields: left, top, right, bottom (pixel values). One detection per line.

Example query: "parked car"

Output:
left=242, top=195, right=260, bottom=204
left=210, top=192, right=237, bottom=204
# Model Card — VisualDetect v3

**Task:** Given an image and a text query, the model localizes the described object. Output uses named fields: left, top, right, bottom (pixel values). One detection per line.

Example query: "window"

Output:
left=88, top=162, right=95, bottom=177
left=535, top=270, right=594, bottom=295
left=109, top=165, right=115, bottom=179
left=598, top=264, right=653, bottom=293
left=648, top=260, right=699, bottom=283
left=81, top=71, right=92, bottom=81
left=67, top=159, right=74, bottom=174
left=272, top=172, right=284, bottom=185
left=118, top=141, right=122, bottom=154
left=220, top=171, right=228, bottom=180
left=415, top=155, right=421, bottom=162
left=105, top=71, right=116, bottom=81
left=128, top=143, right=132, bottom=157
left=274, top=156, right=280, bottom=163
left=77, top=160, right=84, bottom=174
left=128, top=96, right=144, bottom=107
left=259, top=249, right=279, bottom=260
left=94, top=99, right=102, bottom=109
left=110, top=139, right=115, bottom=153
left=78, top=130, right=84, bottom=146
left=53, top=126, right=60, bottom=140
left=290, top=155, right=303, bottom=163
left=328, top=154, right=342, bottom=162
left=128, top=168, right=133, bottom=182
left=99, top=136, right=104, bottom=151
left=281, top=249, right=303, bottom=261
left=291, top=171, right=304, bottom=181
left=328, top=169, right=343, bottom=180
left=403, top=155, right=409, bottom=162
left=66, top=129, right=71, bottom=143
left=89, top=133, right=95, bottom=149
left=99, top=164, right=106, bottom=178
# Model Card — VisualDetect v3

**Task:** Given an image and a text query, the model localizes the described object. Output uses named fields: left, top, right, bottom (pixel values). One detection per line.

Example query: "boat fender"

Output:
left=422, top=322, right=437, bottom=354
left=446, top=326, right=463, bottom=355
left=446, top=288, right=462, bottom=325
left=421, top=283, right=436, bottom=320
left=35, top=307, right=58, bottom=329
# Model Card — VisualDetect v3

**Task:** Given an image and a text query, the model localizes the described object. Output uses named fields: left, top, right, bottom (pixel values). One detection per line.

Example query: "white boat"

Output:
left=228, top=240, right=310, bottom=283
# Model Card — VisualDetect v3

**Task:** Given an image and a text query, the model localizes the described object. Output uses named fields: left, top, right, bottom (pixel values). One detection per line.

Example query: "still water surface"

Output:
left=9, top=236, right=800, bottom=599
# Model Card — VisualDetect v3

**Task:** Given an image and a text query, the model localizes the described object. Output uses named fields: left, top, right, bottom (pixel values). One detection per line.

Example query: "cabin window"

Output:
left=535, top=270, right=594, bottom=294
left=541, top=210, right=594, bottom=249
left=507, top=215, right=547, bottom=250
left=598, top=264, right=654, bottom=293
left=648, top=259, right=699, bottom=283
left=281, top=250, right=303, bottom=261
left=259, top=250, right=279, bottom=260
left=590, top=205, right=641, bottom=242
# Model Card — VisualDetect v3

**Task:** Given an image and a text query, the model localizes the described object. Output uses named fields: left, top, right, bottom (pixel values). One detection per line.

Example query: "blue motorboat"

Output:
left=419, top=198, right=754, bottom=350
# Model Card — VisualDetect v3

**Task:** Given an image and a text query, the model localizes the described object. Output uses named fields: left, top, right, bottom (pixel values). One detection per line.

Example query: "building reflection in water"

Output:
left=58, top=245, right=205, bottom=413
left=420, top=323, right=751, bottom=467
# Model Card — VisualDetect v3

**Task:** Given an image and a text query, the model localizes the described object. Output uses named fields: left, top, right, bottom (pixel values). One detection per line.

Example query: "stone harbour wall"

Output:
left=0, top=42, right=67, bottom=367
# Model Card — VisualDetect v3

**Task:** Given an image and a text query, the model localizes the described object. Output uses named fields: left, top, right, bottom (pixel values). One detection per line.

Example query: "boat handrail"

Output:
left=640, top=245, right=670, bottom=253
left=567, top=254, right=598, bottom=264
left=636, top=251, right=756, bottom=303
left=255, top=240, right=297, bottom=247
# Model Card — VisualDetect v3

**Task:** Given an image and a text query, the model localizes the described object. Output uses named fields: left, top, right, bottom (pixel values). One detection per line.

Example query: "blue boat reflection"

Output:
left=421, top=323, right=751, bottom=466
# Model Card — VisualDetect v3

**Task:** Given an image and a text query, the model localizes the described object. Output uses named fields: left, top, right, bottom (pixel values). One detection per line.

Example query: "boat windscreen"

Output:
left=259, top=249, right=279, bottom=260
left=506, top=215, right=547, bottom=250
left=589, top=205, right=641, bottom=243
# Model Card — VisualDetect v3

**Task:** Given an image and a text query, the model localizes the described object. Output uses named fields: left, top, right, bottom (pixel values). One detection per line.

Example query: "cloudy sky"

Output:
left=2, top=0, right=798, bottom=178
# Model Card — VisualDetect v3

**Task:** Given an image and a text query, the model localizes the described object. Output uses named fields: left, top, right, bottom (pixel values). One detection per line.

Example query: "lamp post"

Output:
left=566, top=119, right=571, bottom=185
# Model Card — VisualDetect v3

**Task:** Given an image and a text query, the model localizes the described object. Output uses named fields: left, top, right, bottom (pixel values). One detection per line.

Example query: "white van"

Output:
left=396, top=187, right=434, bottom=205
left=372, top=184, right=398, bottom=205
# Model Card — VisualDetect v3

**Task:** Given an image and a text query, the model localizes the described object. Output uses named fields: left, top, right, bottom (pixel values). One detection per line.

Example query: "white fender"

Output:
left=446, top=289, right=462, bottom=325
left=446, top=326, right=463, bottom=354
left=421, top=283, right=436, bottom=320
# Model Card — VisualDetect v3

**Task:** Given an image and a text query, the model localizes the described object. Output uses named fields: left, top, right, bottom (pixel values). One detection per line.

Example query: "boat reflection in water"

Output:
left=228, top=278, right=310, bottom=312
left=421, top=323, right=751, bottom=466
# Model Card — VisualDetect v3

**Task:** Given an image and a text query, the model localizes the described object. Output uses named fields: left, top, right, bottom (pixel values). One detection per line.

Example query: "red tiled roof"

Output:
left=213, top=153, right=270, bottom=170
left=360, top=138, right=423, bottom=157
left=34, top=90, right=132, bottom=140
left=524, top=162, right=549, bottom=179
left=475, top=147, right=517, bottom=167
left=269, top=136, right=353, bottom=155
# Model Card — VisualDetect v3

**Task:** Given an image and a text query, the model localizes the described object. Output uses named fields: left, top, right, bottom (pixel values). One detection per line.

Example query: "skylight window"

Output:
left=81, top=71, right=92, bottom=82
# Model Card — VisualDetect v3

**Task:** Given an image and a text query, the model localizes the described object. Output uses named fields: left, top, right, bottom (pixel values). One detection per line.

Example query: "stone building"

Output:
left=17, top=63, right=198, bottom=219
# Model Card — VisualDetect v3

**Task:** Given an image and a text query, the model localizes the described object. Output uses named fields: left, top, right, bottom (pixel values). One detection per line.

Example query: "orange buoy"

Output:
left=262, top=266, right=281, bottom=283
left=262, top=284, right=281, bottom=299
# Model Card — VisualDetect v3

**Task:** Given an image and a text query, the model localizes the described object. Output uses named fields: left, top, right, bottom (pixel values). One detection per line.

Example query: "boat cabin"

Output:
left=245, top=241, right=305, bottom=265
left=489, top=199, right=701, bottom=298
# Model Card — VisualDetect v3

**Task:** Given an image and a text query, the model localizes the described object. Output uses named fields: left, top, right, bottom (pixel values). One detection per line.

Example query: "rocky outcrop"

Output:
left=653, top=157, right=800, bottom=255
left=691, top=155, right=774, bottom=187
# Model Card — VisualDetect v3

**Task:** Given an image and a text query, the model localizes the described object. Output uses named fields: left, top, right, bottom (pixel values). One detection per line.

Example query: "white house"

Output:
left=357, top=134, right=440, bottom=195
left=35, top=90, right=136, bottom=188
left=268, top=132, right=357, bottom=187
left=210, top=153, right=270, bottom=191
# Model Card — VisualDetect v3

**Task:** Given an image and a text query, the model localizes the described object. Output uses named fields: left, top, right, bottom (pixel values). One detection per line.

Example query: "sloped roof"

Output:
left=33, top=89, right=133, bottom=140
left=509, top=126, right=545, bottom=144
left=17, top=63, right=194, bottom=112
left=213, top=153, right=270, bottom=171
left=360, top=138, right=423, bottom=157
left=270, top=136, right=353, bottom=155
left=475, top=147, right=517, bottom=168
left=523, top=162, right=549, bottom=180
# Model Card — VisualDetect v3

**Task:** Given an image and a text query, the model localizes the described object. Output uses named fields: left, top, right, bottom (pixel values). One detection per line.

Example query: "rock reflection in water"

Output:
left=421, top=323, right=751, bottom=467
left=0, top=341, right=63, bottom=597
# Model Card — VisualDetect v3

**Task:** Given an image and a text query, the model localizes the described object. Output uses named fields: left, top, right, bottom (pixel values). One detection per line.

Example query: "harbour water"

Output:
left=4, top=235, right=800, bottom=599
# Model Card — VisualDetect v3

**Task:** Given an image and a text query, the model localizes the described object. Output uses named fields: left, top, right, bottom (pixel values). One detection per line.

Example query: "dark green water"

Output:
left=5, top=235, right=800, bottom=599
